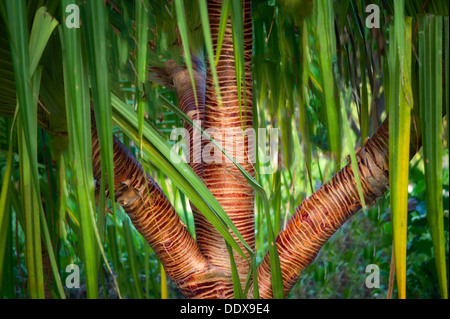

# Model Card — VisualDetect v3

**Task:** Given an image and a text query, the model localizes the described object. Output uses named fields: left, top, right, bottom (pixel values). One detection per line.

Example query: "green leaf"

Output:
left=174, top=0, right=198, bottom=108
left=28, top=6, right=58, bottom=77
left=388, top=2, right=413, bottom=299
left=123, top=218, right=144, bottom=299
left=198, top=0, right=223, bottom=107
left=230, top=0, right=247, bottom=128
left=135, top=0, right=150, bottom=152
left=0, top=112, right=17, bottom=288
left=60, top=0, right=99, bottom=297
left=314, top=0, right=341, bottom=166
left=214, top=0, right=231, bottom=67
left=84, top=0, right=116, bottom=268
left=418, top=14, right=447, bottom=299
left=339, top=90, right=366, bottom=210
left=5, top=0, right=45, bottom=298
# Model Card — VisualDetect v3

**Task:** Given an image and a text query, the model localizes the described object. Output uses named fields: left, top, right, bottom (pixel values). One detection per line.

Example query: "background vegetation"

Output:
left=0, top=0, right=448, bottom=299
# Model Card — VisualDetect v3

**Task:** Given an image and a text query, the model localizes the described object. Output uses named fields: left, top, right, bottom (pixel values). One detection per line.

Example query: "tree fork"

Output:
left=90, top=124, right=235, bottom=298
left=91, top=112, right=421, bottom=299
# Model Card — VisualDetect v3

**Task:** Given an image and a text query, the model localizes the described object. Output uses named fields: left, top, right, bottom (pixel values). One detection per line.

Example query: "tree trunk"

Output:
left=197, top=0, right=255, bottom=283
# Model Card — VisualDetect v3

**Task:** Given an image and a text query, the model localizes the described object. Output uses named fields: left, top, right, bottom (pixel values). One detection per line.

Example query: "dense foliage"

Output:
left=0, top=0, right=448, bottom=299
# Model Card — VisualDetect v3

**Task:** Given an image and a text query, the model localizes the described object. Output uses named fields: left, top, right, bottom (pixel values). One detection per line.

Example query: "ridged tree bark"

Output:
left=164, top=0, right=255, bottom=286
left=254, top=117, right=422, bottom=298
left=199, top=0, right=255, bottom=282
left=92, top=121, right=239, bottom=298
left=256, top=119, right=390, bottom=298
left=91, top=125, right=218, bottom=298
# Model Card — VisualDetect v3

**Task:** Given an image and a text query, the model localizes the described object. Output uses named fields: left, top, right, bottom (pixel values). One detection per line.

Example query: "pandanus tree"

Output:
left=0, top=0, right=448, bottom=299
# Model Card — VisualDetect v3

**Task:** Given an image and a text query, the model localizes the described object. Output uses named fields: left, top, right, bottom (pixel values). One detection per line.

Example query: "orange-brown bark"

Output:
left=91, top=124, right=222, bottom=298
left=165, top=57, right=213, bottom=275
left=256, top=119, right=391, bottom=298
left=165, top=57, right=206, bottom=179
left=200, top=0, right=255, bottom=283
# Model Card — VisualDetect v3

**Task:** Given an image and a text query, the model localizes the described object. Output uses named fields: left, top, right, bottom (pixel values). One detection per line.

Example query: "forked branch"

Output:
left=91, top=124, right=221, bottom=298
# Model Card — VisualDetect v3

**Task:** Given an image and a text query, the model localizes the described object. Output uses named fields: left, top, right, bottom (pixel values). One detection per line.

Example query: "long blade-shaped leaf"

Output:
left=123, top=218, right=144, bottom=299
left=84, top=0, right=117, bottom=270
left=314, top=0, right=341, bottom=165
left=28, top=6, right=58, bottom=77
left=5, top=0, right=45, bottom=298
left=60, top=1, right=99, bottom=298
left=0, top=112, right=17, bottom=287
left=230, top=0, right=247, bottom=127
left=388, top=3, right=413, bottom=299
left=339, top=90, right=366, bottom=210
left=418, top=15, right=447, bottom=299
left=214, top=0, right=231, bottom=67
left=135, top=0, right=150, bottom=152
left=198, top=0, right=222, bottom=107
left=174, top=0, right=198, bottom=108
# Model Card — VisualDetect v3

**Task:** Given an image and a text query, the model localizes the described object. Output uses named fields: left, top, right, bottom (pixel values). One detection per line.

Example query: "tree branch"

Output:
left=91, top=123, right=219, bottom=298
left=255, top=114, right=425, bottom=298
left=255, top=119, right=389, bottom=298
